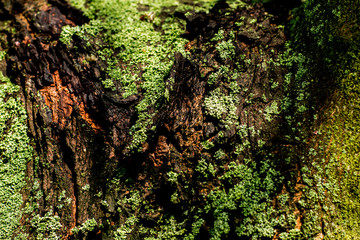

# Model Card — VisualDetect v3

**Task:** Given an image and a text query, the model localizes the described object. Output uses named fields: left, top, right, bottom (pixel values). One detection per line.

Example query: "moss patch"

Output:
left=282, top=0, right=360, bottom=238
left=61, top=0, right=229, bottom=151
left=0, top=71, right=33, bottom=239
left=317, top=52, right=360, bottom=239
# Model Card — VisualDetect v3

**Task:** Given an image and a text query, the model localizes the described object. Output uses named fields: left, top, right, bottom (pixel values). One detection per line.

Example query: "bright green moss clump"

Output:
left=205, top=160, right=282, bottom=239
left=0, top=71, right=33, bottom=239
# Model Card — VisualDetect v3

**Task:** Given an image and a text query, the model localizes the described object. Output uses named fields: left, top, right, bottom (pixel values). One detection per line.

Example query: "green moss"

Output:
left=72, top=218, right=98, bottom=235
left=205, top=160, right=282, bottom=239
left=0, top=72, right=33, bottom=239
left=64, top=0, right=232, bottom=151
left=264, top=101, right=280, bottom=122
left=203, top=87, right=239, bottom=128
left=279, top=1, right=360, bottom=238
left=30, top=210, right=62, bottom=240
left=144, top=216, right=186, bottom=240
left=320, top=55, right=360, bottom=238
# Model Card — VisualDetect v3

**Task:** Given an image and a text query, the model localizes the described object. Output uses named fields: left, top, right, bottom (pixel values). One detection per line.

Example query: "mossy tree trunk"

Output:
left=0, top=0, right=359, bottom=239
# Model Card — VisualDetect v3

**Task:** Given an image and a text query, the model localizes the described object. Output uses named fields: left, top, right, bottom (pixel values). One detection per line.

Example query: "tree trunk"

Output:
left=1, top=0, right=359, bottom=239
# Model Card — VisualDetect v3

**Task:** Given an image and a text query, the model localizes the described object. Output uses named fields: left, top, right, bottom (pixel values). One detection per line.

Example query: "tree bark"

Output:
left=3, top=0, right=356, bottom=239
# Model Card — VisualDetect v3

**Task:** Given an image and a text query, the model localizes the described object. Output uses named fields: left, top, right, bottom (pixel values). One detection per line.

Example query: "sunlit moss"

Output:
left=319, top=54, right=360, bottom=239
left=284, top=0, right=360, bottom=238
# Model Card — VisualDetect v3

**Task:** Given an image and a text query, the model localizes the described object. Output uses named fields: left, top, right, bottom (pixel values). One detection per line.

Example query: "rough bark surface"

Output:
left=1, top=0, right=308, bottom=239
left=4, top=0, right=132, bottom=237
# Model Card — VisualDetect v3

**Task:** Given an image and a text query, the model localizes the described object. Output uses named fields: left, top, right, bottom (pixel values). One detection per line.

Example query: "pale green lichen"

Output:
left=30, top=210, right=62, bottom=240
left=0, top=72, right=33, bottom=239
left=264, top=101, right=280, bottom=122
left=216, top=40, right=236, bottom=60
left=144, top=216, right=186, bottom=240
left=81, top=184, right=90, bottom=191
left=71, top=218, right=98, bottom=236
left=203, top=88, right=239, bottom=128
left=196, top=158, right=216, bottom=178
left=204, top=160, right=282, bottom=239
left=114, top=216, right=139, bottom=240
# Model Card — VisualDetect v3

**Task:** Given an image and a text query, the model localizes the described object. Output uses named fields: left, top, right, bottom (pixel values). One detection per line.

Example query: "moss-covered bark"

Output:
left=286, top=0, right=360, bottom=238
left=0, top=0, right=359, bottom=239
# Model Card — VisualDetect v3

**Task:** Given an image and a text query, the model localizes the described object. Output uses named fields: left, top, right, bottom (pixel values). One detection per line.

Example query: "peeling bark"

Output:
left=4, top=0, right=132, bottom=237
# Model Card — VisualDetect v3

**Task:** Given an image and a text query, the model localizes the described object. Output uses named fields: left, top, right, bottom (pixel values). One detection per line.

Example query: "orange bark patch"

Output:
left=66, top=194, right=77, bottom=238
left=294, top=209, right=302, bottom=230
left=155, top=136, right=170, bottom=157
left=40, top=71, right=101, bottom=131
left=272, top=229, right=280, bottom=240
left=149, top=152, right=163, bottom=167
